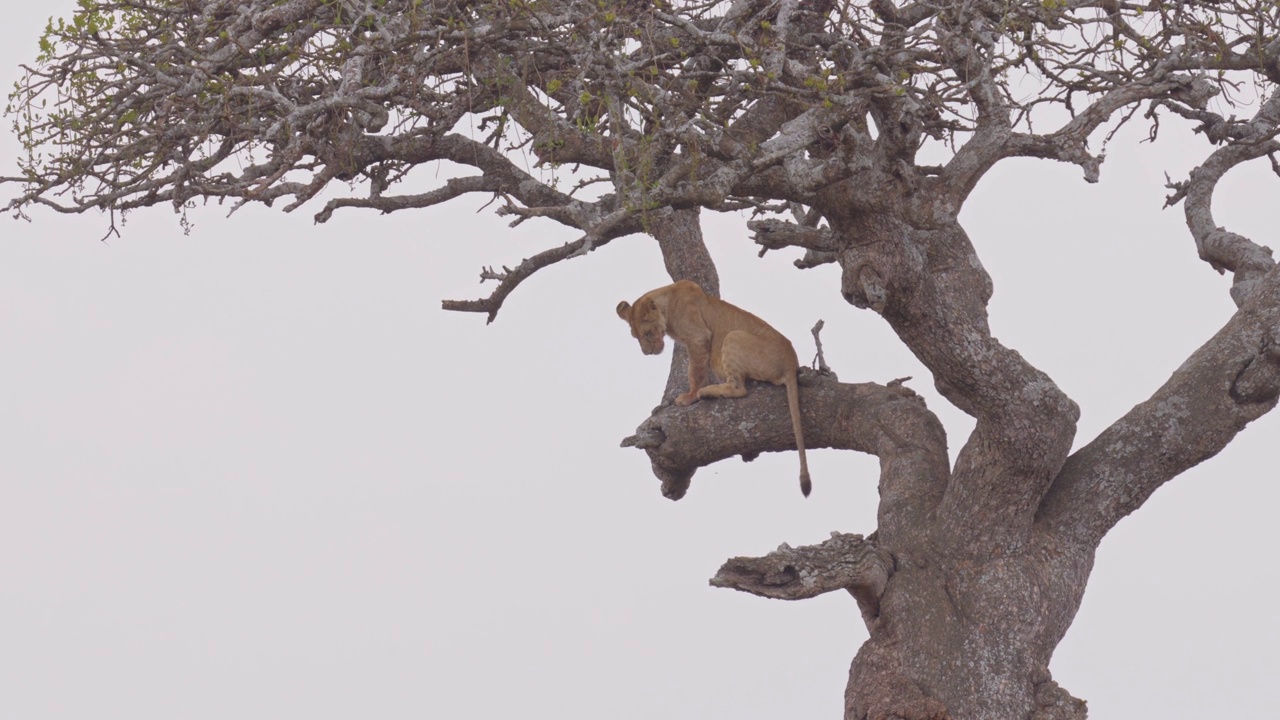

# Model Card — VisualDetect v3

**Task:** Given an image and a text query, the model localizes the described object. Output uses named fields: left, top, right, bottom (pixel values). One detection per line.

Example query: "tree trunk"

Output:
left=651, top=206, right=719, bottom=408
left=835, top=214, right=1085, bottom=719
left=845, top=536, right=1092, bottom=720
left=637, top=207, right=1280, bottom=718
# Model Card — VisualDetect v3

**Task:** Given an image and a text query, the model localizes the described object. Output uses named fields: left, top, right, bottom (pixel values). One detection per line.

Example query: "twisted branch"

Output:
left=711, top=532, right=893, bottom=625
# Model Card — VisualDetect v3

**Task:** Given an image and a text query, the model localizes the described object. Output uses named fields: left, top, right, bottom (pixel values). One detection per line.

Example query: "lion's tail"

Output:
left=783, top=370, right=811, bottom=497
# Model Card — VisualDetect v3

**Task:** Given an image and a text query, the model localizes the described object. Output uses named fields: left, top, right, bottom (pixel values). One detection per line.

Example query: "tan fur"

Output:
left=616, top=280, right=812, bottom=497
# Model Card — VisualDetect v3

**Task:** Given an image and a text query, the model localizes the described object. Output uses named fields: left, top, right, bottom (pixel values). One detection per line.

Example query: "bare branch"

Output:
left=314, top=176, right=498, bottom=223
left=749, top=218, right=838, bottom=254
left=1164, top=94, right=1280, bottom=305
left=711, top=532, right=892, bottom=625
left=441, top=208, right=643, bottom=323
left=810, top=320, right=832, bottom=374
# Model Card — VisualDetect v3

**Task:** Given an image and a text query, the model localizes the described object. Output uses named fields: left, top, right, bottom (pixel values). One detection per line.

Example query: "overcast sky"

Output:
left=2, top=4, right=1278, bottom=719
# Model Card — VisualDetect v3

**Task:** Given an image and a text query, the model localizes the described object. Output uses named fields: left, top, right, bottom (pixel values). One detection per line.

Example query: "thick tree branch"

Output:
left=1038, top=263, right=1280, bottom=547
left=837, top=219, right=1079, bottom=551
left=711, top=532, right=893, bottom=626
left=622, top=374, right=948, bottom=537
left=748, top=218, right=838, bottom=253
left=1035, top=86, right=1280, bottom=542
left=648, top=207, right=722, bottom=404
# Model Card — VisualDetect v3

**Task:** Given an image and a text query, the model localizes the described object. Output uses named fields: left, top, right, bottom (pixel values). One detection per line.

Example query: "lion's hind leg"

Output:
left=696, top=377, right=748, bottom=399
left=698, top=330, right=765, bottom=399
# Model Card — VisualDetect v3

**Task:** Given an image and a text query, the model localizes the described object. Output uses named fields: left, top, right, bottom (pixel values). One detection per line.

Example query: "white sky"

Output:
left=2, top=4, right=1278, bottom=719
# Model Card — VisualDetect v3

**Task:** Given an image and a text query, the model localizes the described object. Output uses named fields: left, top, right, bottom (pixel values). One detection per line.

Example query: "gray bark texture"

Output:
left=634, top=188, right=1279, bottom=720
left=5, top=0, right=1280, bottom=717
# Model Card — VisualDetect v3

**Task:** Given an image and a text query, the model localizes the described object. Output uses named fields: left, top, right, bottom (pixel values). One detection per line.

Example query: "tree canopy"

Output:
left=8, top=0, right=1277, bottom=309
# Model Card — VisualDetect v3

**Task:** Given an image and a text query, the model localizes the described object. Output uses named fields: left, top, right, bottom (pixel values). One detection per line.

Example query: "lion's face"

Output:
left=616, top=297, right=666, bottom=355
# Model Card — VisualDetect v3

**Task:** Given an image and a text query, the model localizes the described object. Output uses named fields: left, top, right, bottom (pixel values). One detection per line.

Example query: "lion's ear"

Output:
left=616, top=301, right=632, bottom=321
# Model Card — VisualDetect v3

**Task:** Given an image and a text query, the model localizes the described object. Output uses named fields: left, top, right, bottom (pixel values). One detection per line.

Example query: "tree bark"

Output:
left=632, top=212, right=1096, bottom=719
left=835, top=215, right=1087, bottom=719
left=649, top=207, right=719, bottom=412
left=629, top=202, right=1280, bottom=718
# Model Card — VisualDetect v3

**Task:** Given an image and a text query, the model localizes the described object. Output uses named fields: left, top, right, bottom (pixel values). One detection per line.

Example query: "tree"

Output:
left=5, top=1, right=1279, bottom=717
